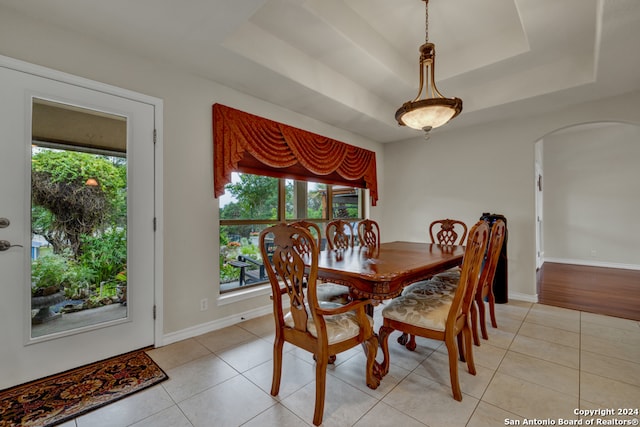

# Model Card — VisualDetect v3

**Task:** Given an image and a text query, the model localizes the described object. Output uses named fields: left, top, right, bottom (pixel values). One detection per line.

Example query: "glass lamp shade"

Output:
left=396, top=97, right=462, bottom=131
left=396, top=39, right=463, bottom=131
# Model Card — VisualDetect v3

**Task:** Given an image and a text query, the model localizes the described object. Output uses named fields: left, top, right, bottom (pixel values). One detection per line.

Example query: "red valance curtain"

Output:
left=213, top=103, right=378, bottom=205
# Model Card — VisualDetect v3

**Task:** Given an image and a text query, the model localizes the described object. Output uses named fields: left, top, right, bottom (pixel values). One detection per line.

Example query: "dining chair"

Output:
left=290, top=220, right=352, bottom=305
left=325, top=219, right=354, bottom=250
left=290, top=220, right=323, bottom=251
left=260, top=223, right=379, bottom=426
left=377, top=220, right=489, bottom=401
left=357, top=219, right=380, bottom=248
left=430, top=218, right=468, bottom=246
left=471, top=219, right=506, bottom=342
left=403, top=219, right=506, bottom=347
left=397, top=218, right=468, bottom=346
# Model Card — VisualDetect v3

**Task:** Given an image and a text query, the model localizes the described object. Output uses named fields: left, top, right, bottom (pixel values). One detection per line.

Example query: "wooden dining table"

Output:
left=316, top=241, right=465, bottom=300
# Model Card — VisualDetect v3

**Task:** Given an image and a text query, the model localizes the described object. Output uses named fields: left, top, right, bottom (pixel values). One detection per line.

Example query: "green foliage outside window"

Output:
left=78, top=228, right=127, bottom=286
left=222, top=174, right=278, bottom=220
left=31, top=149, right=126, bottom=258
left=31, top=253, right=70, bottom=296
left=31, top=147, right=128, bottom=306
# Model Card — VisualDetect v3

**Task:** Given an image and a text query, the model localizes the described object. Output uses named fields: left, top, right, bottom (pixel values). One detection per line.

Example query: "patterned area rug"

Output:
left=0, top=349, right=168, bottom=427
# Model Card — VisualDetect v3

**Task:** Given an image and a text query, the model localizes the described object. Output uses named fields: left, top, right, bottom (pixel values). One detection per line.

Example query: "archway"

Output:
left=534, top=121, right=640, bottom=319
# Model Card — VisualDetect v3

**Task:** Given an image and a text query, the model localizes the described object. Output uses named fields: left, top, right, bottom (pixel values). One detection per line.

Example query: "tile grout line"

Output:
left=470, top=302, right=533, bottom=423
left=578, top=310, right=582, bottom=413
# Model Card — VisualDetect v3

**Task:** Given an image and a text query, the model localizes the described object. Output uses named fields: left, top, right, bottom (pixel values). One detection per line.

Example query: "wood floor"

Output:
left=537, top=262, right=640, bottom=321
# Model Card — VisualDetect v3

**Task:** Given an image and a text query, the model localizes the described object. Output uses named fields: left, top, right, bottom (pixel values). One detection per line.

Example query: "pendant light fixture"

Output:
left=395, top=0, right=462, bottom=135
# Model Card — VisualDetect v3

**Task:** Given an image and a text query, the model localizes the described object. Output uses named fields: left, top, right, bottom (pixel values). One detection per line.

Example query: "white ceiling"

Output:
left=2, top=0, right=639, bottom=143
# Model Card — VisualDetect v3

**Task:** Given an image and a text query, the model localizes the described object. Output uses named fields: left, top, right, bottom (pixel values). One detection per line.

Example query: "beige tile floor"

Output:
left=59, top=300, right=640, bottom=426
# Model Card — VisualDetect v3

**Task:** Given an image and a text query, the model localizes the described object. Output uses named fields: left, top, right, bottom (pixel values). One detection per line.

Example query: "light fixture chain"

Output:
left=394, top=0, right=462, bottom=131
left=425, top=0, right=429, bottom=43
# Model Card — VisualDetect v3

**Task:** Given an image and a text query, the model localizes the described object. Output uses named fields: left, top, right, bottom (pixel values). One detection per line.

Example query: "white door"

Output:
left=0, top=59, right=158, bottom=389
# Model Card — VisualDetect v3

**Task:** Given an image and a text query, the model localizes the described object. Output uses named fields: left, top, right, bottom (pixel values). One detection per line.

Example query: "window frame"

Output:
left=219, top=173, right=365, bottom=294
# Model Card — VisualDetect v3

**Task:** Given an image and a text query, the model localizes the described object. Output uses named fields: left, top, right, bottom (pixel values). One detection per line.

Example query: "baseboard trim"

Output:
left=161, top=305, right=274, bottom=346
left=543, top=258, right=640, bottom=271
left=507, top=292, right=538, bottom=303
left=161, top=288, right=542, bottom=346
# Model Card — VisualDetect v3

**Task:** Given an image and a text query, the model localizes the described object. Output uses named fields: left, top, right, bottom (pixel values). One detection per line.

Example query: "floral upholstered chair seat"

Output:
left=382, top=293, right=454, bottom=332
left=402, top=275, right=458, bottom=300
left=432, top=268, right=462, bottom=284
left=284, top=301, right=374, bottom=344
left=315, top=282, right=352, bottom=304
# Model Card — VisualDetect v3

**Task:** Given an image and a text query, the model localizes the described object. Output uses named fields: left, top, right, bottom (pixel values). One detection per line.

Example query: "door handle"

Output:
left=0, top=240, right=23, bottom=251
left=0, top=218, right=9, bottom=228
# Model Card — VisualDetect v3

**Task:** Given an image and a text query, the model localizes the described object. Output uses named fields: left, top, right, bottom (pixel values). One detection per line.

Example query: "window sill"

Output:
left=217, top=283, right=272, bottom=306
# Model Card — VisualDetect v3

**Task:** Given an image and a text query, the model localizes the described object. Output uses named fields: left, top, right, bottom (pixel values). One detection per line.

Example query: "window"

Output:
left=219, top=172, right=364, bottom=293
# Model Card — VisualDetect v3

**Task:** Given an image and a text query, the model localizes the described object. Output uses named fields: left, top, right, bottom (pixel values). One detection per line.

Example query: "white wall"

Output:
left=0, top=8, right=384, bottom=338
left=543, top=123, right=640, bottom=267
left=382, top=93, right=640, bottom=301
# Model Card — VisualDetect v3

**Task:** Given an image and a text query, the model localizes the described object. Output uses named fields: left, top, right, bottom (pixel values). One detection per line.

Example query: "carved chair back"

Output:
left=325, top=219, right=354, bottom=250
left=429, top=218, right=468, bottom=246
left=357, top=219, right=380, bottom=248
